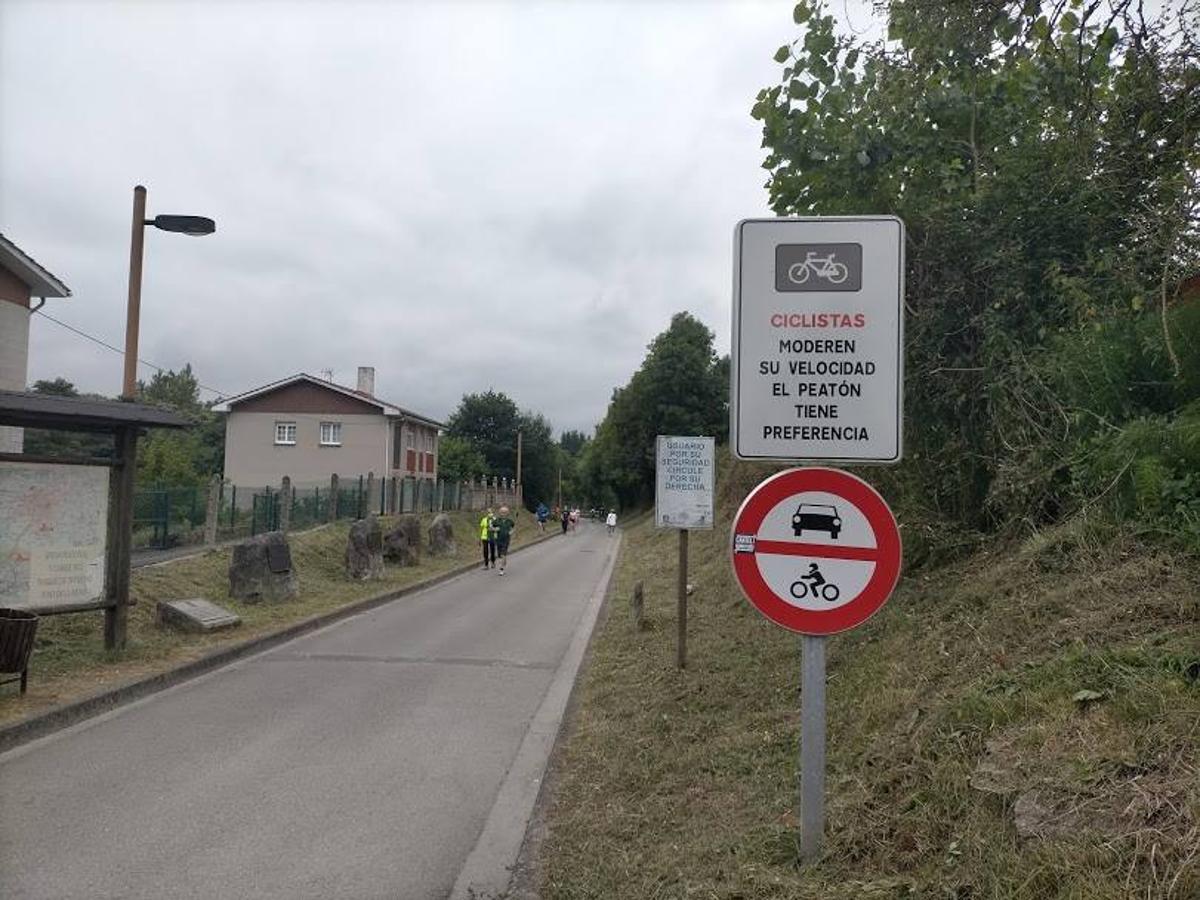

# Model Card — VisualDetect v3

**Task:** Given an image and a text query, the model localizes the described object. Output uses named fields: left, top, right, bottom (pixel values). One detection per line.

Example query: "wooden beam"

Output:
left=104, top=426, right=138, bottom=650
left=24, top=598, right=116, bottom=616
left=0, top=452, right=118, bottom=467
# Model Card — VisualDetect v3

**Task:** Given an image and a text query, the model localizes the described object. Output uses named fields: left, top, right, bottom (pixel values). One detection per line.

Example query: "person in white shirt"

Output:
left=605, top=510, right=617, bottom=535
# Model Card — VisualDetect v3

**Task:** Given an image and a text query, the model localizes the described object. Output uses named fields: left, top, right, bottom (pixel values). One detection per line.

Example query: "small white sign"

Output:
left=731, top=216, right=905, bottom=463
left=655, top=436, right=715, bottom=530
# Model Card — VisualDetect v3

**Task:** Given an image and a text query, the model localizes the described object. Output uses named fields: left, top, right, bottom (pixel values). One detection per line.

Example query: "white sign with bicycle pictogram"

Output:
left=731, top=217, right=904, bottom=463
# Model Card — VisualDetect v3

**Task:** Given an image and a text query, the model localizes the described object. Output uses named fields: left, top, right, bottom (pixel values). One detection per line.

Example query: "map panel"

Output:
left=0, top=463, right=109, bottom=611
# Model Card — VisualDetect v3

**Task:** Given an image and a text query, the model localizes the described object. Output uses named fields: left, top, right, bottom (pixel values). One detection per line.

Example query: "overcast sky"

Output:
left=1, top=0, right=878, bottom=435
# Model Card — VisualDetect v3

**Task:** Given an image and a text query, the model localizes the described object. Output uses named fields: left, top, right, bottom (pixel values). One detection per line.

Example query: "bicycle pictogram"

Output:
left=787, top=251, right=849, bottom=285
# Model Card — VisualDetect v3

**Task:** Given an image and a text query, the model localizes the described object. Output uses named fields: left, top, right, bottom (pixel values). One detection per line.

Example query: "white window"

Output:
left=319, top=421, right=342, bottom=446
left=274, top=422, right=296, bottom=445
left=405, top=429, right=414, bottom=448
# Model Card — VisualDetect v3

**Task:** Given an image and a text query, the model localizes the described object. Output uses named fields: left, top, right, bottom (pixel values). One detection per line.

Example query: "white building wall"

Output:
left=0, top=301, right=30, bottom=453
left=222, top=411, right=391, bottom=489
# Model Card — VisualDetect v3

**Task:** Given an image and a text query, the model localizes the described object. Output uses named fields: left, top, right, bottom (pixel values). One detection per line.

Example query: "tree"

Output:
left=754, top=0, right=1200, bottom=527
left=30, top=377, right=79, bottom=397
left=437, top=434, right=489, bottom=482
left=446, top=391, right=521, bottom=476
left=134, top=364, right=224, bottom=485
left=444, top=390, right=559, bottom=509
left=560, top=430, right=590, bottom=455
left=583, top=312, right=728, bottom=509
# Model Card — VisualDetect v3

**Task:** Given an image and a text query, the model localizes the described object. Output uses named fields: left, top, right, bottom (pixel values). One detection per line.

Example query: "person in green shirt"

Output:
left=493, top=505, right=517, bottom=575
left=479, top=508, right=496, bottom=569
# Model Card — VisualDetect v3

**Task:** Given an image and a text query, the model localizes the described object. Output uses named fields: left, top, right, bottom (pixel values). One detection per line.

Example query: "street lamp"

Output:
left=122, top=185, right=215, bottom=399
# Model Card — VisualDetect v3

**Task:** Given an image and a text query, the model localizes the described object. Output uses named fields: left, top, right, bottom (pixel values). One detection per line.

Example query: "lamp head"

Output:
left=150, top=215, right=215, bottom=236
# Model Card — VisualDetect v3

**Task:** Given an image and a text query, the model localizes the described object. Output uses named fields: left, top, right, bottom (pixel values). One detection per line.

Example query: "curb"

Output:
left=450, top=530, right=622, bottom=900
left=0, top=530, right=559, bottom=755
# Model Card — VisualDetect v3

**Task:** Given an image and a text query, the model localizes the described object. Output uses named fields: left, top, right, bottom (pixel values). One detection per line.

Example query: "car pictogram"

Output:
left=792, top=503, right=841, bottom=540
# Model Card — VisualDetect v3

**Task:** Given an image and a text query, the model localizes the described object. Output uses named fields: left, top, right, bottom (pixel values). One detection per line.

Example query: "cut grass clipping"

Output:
left=1, top=510, right=542, bottom=726
left=537, top=458, right=1199, bottom=899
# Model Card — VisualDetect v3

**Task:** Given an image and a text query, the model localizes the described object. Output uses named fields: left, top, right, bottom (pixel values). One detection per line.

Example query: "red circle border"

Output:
left=729, top=467, right=901, bottom=636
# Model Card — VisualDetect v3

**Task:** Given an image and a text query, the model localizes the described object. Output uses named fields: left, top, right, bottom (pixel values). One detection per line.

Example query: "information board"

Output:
left=0, top=462, right=109, bottom=611
left=731, top=216, right=904, bottom=462
left=655, top=435, right=715, bottom=530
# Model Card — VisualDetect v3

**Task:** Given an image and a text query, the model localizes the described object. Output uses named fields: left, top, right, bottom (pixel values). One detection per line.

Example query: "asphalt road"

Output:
left=0, top=523, right=618, bottom=900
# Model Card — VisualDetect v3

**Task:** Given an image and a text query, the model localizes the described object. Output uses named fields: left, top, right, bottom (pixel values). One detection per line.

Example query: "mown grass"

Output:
left=1, top=510, right=545, bottom=725
left=535, top=461, right=1200, bottom=898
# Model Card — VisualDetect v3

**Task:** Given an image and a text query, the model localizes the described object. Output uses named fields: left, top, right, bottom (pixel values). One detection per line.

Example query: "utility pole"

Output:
left=122, top=186, right=148, bottom=399
left=557, top=464, right=562, bottom=511
left=516, top=429, right=523, bottom=504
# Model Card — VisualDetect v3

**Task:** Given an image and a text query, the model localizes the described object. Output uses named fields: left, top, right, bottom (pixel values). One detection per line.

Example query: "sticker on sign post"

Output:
left=730, top=467, right=901, bottom=636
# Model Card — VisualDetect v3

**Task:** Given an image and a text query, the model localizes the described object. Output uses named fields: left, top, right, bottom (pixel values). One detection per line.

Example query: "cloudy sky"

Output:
left=1, top=0, right=877, bottom=435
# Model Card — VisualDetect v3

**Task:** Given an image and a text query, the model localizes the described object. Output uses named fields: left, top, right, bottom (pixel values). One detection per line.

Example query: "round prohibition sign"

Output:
left=730, top=467, right=901, bottom=635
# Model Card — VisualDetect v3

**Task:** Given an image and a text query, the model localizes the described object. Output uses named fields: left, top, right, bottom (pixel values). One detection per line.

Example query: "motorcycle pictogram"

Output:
left=789, top=562, right=840, bottom=602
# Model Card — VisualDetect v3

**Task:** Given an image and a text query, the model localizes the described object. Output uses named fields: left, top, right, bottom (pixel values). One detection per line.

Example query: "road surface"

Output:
left=0, top=524, right=618, bottom=900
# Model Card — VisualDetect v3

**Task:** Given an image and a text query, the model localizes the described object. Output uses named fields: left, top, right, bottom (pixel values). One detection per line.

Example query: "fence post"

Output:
left=230, top=484, right=238, bottom=529
left=204, top=474, right=221, bottom=545
left=280, top=476, right=292, bottom=532
left=365, top=472, right=375, bottom=519
left=329, top=474, right=339, bottom=521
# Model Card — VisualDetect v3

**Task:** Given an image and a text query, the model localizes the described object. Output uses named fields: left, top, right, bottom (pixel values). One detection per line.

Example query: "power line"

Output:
left=31, top=309, right=229, bottom=398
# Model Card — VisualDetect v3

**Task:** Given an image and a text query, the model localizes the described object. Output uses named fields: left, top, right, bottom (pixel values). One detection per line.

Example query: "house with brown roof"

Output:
left=0, top=234, right=72, bottom=453
left=213, top=368, right=442, bottom=489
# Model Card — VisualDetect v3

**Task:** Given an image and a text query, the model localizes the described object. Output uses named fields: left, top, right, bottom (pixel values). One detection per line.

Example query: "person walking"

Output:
left=606, top=509, right=617, bottom=535
left=536, top=502, right=549, bottom=533
left=479, top=507, right=496, bottom=569
left=493, top=506, right=516, bottom=575
left=560, top=508, right=570, bottom=535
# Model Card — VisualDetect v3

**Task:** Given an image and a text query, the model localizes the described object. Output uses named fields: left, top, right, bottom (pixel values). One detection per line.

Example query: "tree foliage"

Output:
left=444, top=390, right=558, bottom=509
left=135, top=365, right=224, bottom=486
left=756, top=0, right=1199, bottom=531
left=436, top=434, right=489, bottom=482
left=580, top=312, right=728, bottom=510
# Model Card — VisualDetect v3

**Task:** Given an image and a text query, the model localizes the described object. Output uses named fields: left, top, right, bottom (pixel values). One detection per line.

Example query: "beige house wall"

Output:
left=223, top=411, right=391, bottom=489
left=0, top=283, right=32, bottom=453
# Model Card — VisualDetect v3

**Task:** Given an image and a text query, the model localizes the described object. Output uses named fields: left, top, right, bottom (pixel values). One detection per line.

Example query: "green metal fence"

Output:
left=132, top=484, right=206, bottom=551
left=133, top=475, right=494, bottom=556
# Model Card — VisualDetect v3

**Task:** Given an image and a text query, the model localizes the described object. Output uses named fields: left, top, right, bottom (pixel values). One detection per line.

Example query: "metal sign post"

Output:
left=799, top=634, right=826, bottom=862
left=730, top=467, right=902, bottom=865
left=677, top=528, right=689, bottom=669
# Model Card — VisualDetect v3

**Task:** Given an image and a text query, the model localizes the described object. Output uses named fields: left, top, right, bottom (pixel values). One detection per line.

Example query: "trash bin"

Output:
left=0, top=608, right=39, bottom=695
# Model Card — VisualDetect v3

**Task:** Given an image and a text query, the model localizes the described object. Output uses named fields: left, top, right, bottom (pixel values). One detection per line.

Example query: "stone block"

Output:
left=346, top=516, right=385, bottom=580
left=229, top=531, right=299, bottom=603
left=157, top=598, right=241, bottom=633
left=428, top=513, right=456, bottom=556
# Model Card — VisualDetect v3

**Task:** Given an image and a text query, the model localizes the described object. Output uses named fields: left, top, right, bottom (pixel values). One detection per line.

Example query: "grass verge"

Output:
left=1, top=510, right=544, bottom=726
left=534, top=464, right=1200, bottom=898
